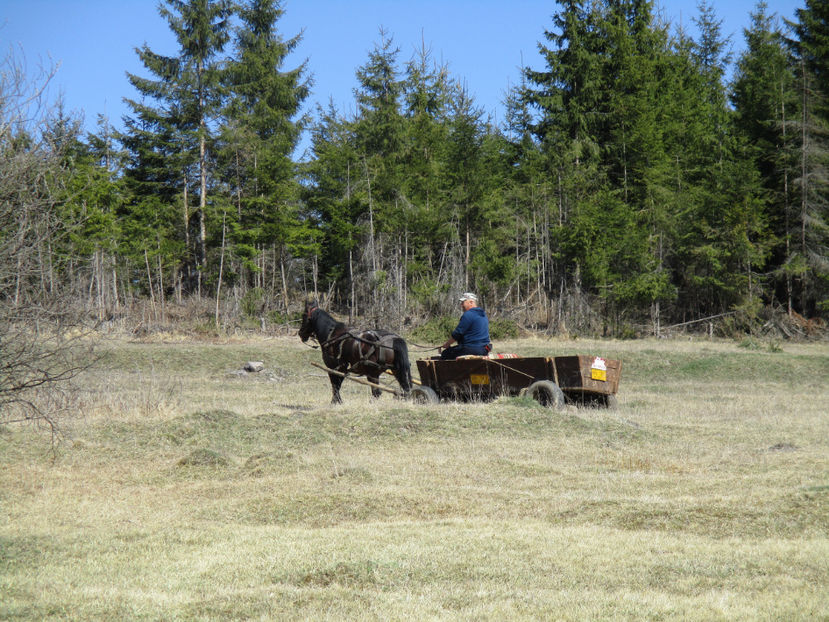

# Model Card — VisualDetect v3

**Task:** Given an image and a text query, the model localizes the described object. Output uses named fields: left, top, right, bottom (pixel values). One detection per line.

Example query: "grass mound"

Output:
left=177, top=448, right=229, bottom=467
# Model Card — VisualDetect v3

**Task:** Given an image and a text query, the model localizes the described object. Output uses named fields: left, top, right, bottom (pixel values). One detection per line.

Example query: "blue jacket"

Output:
left=452, top=306, right=490, bottom=348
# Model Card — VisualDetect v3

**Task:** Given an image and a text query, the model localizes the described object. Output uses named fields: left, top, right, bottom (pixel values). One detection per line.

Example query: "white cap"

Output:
left=458, top=292, right=478, bottom=302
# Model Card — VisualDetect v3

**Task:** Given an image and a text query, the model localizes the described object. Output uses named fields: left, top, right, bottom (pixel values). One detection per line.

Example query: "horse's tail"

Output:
left=392, top=337, right=412, bottom=393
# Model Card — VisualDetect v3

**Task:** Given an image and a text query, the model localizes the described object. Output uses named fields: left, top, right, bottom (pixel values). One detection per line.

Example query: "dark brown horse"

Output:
left=299, top=300, right=412, bottom=404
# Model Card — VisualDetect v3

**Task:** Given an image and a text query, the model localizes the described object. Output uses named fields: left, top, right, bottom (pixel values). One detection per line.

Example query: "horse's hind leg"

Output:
left=329, top=374, right=344, bottom=404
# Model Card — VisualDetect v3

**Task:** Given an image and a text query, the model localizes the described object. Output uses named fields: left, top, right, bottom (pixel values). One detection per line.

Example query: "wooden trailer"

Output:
left=411, top=354, right=621, bottom=409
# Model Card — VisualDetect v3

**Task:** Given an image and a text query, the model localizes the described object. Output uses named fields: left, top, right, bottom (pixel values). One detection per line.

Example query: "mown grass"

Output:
left=1, top=334, right=827, bottom=620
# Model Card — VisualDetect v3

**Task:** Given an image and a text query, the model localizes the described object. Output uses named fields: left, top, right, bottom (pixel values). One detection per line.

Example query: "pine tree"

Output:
left=122, top=0, right=232, bottom=297
left=523, top=0, right=677, bottom=331
left=788, top=0, right=829, bottom=316
left=501, top=79, right=553, bottom=320
left=398, top=43, right=452, bottom=313
left=522, top=0, right=610, bottom=332
left=657, top=1, right=772, bottom=321
left=599, top=0, right=676, bottom=330
left=221, top=0, right=312, bottom=311
left=444, top=86, right=488, bottom=292
left=731, top=3, right=799, bottom=313
left=303, top=102, right=363, bottom=311
left=350, top=30, right=407, bottom=317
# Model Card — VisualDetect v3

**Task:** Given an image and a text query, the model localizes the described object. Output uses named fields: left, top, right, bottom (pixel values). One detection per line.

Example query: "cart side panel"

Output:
left=416, top=357, right=553, bottom=399
left=486, top=357, right=551, bottom=396
left=426, top=358, right=494, bottom=399
left=415, top=359, right=439, bottom=391
left=554, top=355, right=621, bottom=395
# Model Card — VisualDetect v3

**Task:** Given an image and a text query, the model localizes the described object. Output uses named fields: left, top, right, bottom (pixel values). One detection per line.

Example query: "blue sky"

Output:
left=3, top=0, right=801, bottom=155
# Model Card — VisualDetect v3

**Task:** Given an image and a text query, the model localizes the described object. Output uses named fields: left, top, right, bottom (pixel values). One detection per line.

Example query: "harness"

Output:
left=307, top=308, right=395, bottom=374
left=323, top=329, right=395, bottom=372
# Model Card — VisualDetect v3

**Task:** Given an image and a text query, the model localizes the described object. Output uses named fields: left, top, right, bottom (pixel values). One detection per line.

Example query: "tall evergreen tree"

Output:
left=122, top=0, right=232, bottom=296
left=731, top=3, right=799, bottom=312
left=663, top=2, right=770, bottom=320
left=351, top=29, right=406, bottom=317
left=788, top=0, right=829, bottom=315
left=221, top=0, right=312, bottom=310
left=523, top=0, right=609, bottom=331
left=524, top=0, right=677, bottom=330
left=599, top=0, right=676, bottom=327
left=398, top=44, right=452, bottom=312
left=444, top=86, right=487, bottom=291
left=304, top=102, right=363, bottom=309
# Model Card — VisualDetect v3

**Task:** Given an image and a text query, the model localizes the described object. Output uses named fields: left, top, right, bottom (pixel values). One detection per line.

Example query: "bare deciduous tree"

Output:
left=1, top=46, right=91, bottom=440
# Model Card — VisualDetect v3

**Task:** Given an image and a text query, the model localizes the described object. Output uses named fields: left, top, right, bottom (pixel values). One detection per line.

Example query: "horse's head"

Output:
left=298, top=300, right=319, bottom=342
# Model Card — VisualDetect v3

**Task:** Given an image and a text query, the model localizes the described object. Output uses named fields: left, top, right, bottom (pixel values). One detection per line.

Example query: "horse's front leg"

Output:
left=368, top=375, right=382, bottom=399
left=328, top=373, right=344, bottom=404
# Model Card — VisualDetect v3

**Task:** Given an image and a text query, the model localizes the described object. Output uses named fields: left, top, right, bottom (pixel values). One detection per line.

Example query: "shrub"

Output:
left=490, top=318, right=520, bottom=339
left=241, top=287, right=266, bottom=318
left=408, top=316, right=457, bottom=343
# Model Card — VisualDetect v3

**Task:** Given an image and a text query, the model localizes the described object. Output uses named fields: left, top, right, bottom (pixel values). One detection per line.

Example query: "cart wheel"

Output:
left=523, top=380, right=565, bottom=409
left=605, top=394, right=618, bottom=409
left=410, top=385, right=439, bottom=404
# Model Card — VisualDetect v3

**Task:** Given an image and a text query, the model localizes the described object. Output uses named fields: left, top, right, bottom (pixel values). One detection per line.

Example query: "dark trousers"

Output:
left=440, top=344, right=490, bottom=360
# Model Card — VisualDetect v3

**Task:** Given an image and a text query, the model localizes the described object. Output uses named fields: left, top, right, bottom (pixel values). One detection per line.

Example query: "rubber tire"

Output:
left=410, top=385, right=439, bottom=404
left=524, top=380, right=565, bottom=409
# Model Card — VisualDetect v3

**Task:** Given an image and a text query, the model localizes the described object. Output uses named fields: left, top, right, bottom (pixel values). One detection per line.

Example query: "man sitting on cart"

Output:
left=440, top=292, right=492, bottom=360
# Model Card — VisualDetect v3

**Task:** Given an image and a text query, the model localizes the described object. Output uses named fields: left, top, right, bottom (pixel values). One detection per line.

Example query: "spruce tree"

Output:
left=351, top=29, right=406, bottom=316
left=122, top=0, right=232, bottom=296
left=523, top=0, right=676, bottom=331
left=788, top=0, right=829, bottom=316
left=731, top=3, right=799, bottom=313
left=221, top=0, right=312, bottom=310
left=523, top=0, right=608, bottom=331
left=304, top=103, right=362, bottom=310
left=399, top=44, right=452, bottom=312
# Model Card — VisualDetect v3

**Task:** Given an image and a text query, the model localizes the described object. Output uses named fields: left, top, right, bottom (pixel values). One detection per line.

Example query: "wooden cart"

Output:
left=411, top=355, right=621, bottom=409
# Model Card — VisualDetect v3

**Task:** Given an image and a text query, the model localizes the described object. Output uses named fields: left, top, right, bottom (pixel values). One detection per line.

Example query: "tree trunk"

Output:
left=363, top=157, right=377, bottom=273
left=280, top=249, right=289, bottom=315
left=215, top=211, right=227, bottom=329
left=157, top=248, right=166, bottom=322
left=145, top=249, right=156, bottom=321
left=465, top=220, right=470, bottom=289
left=781, top=81, right=792, bottom=315
left=197, top=58, right=208, bottom=299
left=349, top=248, right=355, bottom=322
left=198, top=132, right=207, bottom=299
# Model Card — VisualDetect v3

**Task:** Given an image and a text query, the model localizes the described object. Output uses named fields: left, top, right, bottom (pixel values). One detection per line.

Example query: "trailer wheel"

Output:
left=523, top=380, right=565, bottom=409
left=410, top=385, right=439, bottom=404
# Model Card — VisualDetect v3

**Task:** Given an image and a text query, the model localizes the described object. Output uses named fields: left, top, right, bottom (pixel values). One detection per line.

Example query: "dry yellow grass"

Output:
left=1, top=334, right=827, bottom=620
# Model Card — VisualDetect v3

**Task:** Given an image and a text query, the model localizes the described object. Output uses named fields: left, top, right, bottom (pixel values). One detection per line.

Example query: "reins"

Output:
left=406, top=341, right=441, bottom=352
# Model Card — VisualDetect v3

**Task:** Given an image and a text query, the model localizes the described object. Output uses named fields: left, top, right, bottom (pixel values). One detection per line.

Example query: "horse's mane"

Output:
left=311, top=307, right=344, bottom=342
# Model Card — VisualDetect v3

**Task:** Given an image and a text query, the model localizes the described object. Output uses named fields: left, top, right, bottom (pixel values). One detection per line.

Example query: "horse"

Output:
left=298, top=300, right=412, bottom=404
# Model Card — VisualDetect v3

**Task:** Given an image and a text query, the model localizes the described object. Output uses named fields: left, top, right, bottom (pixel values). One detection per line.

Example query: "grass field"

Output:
left=1, top=334, right=828, bottom=620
